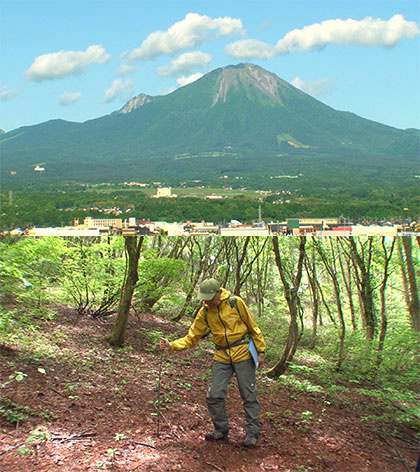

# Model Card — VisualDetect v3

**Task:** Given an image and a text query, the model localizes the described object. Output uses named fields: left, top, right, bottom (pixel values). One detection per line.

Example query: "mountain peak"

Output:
left=212, top=63, right=290, bottom=106
left=118, top=93, right=153, bottom=114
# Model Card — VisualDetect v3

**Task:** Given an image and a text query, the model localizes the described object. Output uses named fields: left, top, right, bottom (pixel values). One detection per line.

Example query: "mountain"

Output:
left=1, top=63, right=419, bottom=184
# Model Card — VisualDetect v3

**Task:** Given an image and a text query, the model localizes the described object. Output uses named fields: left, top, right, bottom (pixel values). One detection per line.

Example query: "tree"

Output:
left=108, top=236, right=144, bottom=347
left=61, top=237, right=124, bottom=316
left=304, top=244, right=320, bottom=349
left=377, top=237, right=396, bottom=358
left=401, top=236, right=420, bottom=332
left=314, top=238, right=346, bottom=369
left=348, top=237, right=376, bottom=341
left=266, top=236, right=306, bottom=377
left=173, top=237, right=222, bottom=322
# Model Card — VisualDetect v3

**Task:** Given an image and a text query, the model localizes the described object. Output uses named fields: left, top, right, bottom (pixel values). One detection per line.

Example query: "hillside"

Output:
left=1, top=63, right=419, bottom=185
left=1, top=305, right=418, bottom=472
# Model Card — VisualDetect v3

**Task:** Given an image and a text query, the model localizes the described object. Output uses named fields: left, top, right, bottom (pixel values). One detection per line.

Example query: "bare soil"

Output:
left=1, top=306, right=418, bottom=471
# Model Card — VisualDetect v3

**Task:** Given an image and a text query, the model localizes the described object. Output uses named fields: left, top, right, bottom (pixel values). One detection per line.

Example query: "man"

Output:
left=160, top=278, right=266, bottom=447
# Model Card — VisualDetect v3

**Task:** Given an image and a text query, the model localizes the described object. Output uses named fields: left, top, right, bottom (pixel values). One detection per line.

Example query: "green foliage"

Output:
left=0, top=305, right=55, bottom=346
left=134, top=249, right=185, bottom=311
left=0, top=236, right=64, bottom=306
left=60, top=237, right=125, bottom=315
left=0, top=396, right=35, bottom=424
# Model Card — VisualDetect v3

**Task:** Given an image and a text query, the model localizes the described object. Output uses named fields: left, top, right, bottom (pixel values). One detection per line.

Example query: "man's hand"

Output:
left=258, top=353, right=264, bottom=368
left=160, top=338, right=171, bottom=351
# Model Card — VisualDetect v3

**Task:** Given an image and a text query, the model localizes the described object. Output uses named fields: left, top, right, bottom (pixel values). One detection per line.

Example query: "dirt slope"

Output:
left=0, top=307, right=418, bottom=471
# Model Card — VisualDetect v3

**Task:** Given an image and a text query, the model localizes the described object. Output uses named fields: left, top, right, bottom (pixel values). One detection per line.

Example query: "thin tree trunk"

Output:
left=304, top=251, right=319, bottom=349
left=349, top=237, right=376, bottom=341
left=402, top=236, right=420, bottom=331
left=377, top=237, right=396, bottom=362
left=397, top=238, right=411, bottom=308
left=109, top=236, right=144, bottom=347
left=266, top=237, right=306, bottom=378
left=314, top=239, right=346, bottom=370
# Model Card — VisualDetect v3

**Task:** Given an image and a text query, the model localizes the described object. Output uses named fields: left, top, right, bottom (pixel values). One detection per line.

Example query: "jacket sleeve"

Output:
left=236, top=297, right=266, bottom=354
left=170, top=307, right=209, bottom=351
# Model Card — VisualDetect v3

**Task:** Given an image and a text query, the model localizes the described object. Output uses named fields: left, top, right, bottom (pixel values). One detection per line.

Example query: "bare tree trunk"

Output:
left=314, top=238, right=346, bottom=370
left=173, top=237, right=221, bottom=322
left=397, top=237, right=411, bottom=308
left=349, top=237, right=376, bottom=341
left=304, top=249, right=319, bottom=350
left=402, top=236, right=420, bottom=331
left=338, top=249, right=357, bottom=330
left=266, top=237, right=306, bottom=378
left=108, top=236, right=144, bottom=347
left=377, top=237, right=396, bottom=362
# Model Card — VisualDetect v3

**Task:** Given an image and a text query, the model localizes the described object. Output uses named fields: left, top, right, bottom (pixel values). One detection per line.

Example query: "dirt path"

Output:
left=0, top=308, right=418, bottom=471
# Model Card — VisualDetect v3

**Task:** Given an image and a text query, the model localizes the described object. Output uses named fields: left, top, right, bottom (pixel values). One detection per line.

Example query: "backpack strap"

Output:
left=203, top=295, right=239, bottom=326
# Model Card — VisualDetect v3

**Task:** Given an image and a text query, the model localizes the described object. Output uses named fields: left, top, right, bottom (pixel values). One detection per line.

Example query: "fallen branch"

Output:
left=152, top=404, right=180, bottom=438
left=0, top=443, right=24, bottom=456
left=131, top=440, right=156, bottom=449
left=379, top=433, right=411, bottom=472
left=47, top=386, right=67, bottom=398
left=206, top=462, right=225, bottom=472
left=52, top=431, right=96, bottom=443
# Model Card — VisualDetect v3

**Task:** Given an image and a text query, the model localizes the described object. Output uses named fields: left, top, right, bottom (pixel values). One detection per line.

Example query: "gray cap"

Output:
left=198, top=278, right=221, bottom=301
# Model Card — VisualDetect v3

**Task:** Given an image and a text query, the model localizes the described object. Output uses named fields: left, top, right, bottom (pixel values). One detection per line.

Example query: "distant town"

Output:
left=4, top=185, right=418, bottom=238
left=10, top=214, right=418, bottom=238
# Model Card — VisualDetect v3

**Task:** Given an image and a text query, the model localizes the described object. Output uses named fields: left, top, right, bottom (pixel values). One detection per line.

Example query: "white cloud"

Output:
left=224, top=39, right=275, bottom=59
left=117, top=63, right=137, bottom=76
left=103, top=79, right=135, bottom=103
left=275, top=14, right=420, bottom=53
left=291, top=76, right=337, bottom=97
left=59, top=91, right=82, bottom=106
left=225, top=14, right=420, bottom=59
left=176, top=73, right=203, bottom=87
left=25, top=45, right=111, bottom=81
left=129, top=12, right=243, bottom=61
left=0, top=85, right=21, bottom=102
left=158, top=51, right=211, bottom=77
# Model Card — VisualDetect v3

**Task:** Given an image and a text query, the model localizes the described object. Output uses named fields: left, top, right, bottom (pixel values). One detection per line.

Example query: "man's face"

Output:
left=205, top=290, right=222, bottom=308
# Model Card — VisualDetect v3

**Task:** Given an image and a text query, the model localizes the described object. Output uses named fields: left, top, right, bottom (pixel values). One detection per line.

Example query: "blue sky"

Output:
left=1, top=0, right=419, bottom=133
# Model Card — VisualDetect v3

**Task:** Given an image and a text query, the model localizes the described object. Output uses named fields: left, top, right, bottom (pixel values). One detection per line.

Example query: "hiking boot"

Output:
left=205, top=430, right=228, bottom=441
left=242, top=435, right=257, bottom=448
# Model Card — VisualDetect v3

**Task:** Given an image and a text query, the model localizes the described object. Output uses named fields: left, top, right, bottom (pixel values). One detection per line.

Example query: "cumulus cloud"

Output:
left=176, top=73, right=204, bottom=87
left=291, top=76, right=337, bottom=97
left=158, top=51, right=211, bottom=77
left=117, top=63, right=137, bottom=76
left=225, top=14, right=420, bottom=59
left=103, top=79, right=135, bottom=103
left=25, top=45, right=111, bottom=81
left=0, top=85, right=21, bottom=102
left=129, top=12, right=243, bottom=61
left=59, top=91, right=82, bottom=106
left=225, top=39, right=275, bottom=59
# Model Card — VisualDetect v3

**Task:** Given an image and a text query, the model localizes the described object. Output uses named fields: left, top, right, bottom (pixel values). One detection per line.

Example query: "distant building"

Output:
left=154, top=187, right=177, bottom=198
left=351, top=225, right=398, bottom=236
left=220, top=227, right=269, bottom=236
left=27, top=227, right=102, bottom=237
left=83, top=217, right=122, bottom=229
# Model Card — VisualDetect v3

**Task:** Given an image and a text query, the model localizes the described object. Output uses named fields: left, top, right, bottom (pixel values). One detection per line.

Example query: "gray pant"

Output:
left=206, top=359, right=260, bottom=438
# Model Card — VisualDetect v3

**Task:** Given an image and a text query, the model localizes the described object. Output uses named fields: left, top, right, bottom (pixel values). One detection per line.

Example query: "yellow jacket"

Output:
left=170, top=288, right=266, bottom=363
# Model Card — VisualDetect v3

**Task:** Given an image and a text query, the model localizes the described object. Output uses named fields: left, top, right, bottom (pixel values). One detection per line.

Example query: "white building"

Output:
left=27, top=227, right=102, bottom=237
left=220, top=227, right=269, bottom=236
left=154, top=187, right=177, bottom=198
